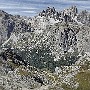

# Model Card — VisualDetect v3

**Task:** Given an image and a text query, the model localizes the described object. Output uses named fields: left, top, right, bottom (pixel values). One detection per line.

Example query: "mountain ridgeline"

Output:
left=0, top=6, right=90, bottom=90
left=0, top=6, right=90, bottom=71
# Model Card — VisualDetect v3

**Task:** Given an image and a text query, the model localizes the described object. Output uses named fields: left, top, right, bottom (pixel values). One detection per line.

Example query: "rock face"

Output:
left=0, top=6, right=90, bottom=66
left=77, top=10, right=90, bottom=26
left=0, top=10, right=31, bottom=46
left=0, top=6, right=90, bottom=90
left=59, top=27, right=77, bottom=53
left=0, top=6, right=90, bottom=65
left=39, top=6, right=78, bottom=22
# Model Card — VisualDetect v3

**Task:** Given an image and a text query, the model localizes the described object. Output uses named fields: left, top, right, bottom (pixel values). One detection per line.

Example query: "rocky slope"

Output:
left=0, top=10, right=31, bottom=46
left=0, top=6, right=90, bottom=90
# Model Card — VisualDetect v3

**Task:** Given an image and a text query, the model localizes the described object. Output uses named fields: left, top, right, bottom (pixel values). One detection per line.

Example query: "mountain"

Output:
left=0, top=10, right=31, bottom=46
left=0, top=6, right=90, bottom=90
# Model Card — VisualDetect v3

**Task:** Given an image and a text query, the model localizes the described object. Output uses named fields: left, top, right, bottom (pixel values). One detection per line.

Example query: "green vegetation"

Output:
left=62, top=83, right=73, bottom=90
left=76, top=71, right=90, bottom=90
left=18, top=46, right=56, bottom=72
left=75, top=60, right=90, bottom=90
left=56, top=51, right=79, bottom=67
left=15, top=47, right=79, bottom=72
left=7, top=60, right=19, bottom=69
left=17, top=68, right=29, bottom=76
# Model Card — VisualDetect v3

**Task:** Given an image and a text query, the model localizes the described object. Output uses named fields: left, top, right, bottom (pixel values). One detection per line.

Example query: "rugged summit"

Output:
left=0, top=6, right=90, bottom=69
left=0, top=6, right=90, bottom=90
left=39, top=6, right=78, bottom=22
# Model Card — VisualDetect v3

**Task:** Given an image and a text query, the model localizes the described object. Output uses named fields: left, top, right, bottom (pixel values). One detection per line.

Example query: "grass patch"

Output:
left=7, top=61, right=19, bottom=69
left=17, top=69, right=29, bottom=76
left=75, top=71, right=90, bottom=90
left=61, top=83, right=74, bottom=90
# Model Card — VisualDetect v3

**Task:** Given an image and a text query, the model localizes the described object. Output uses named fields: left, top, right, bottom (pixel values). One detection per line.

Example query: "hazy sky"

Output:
left=0, top=0, right=90, bottom=17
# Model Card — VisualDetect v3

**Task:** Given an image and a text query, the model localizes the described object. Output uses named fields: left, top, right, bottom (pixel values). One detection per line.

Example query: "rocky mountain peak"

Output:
left=0, top=6, right=90, bottom=90
left=38, top=6, right=78, bottom=22
left=0, top=10, right=7, bottom=16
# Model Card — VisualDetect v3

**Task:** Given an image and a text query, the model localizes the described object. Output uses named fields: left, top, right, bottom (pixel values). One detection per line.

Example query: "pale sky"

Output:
left=0, top=0, right=90, bottom=17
